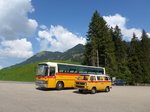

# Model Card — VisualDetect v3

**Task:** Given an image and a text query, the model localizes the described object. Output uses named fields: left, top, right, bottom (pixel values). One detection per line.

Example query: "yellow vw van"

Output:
left=75, top=74, right=112, bottom=94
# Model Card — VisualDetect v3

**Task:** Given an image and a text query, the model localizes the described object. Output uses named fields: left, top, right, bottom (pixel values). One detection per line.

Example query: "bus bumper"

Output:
left=35, top=80, right=48, bottom=88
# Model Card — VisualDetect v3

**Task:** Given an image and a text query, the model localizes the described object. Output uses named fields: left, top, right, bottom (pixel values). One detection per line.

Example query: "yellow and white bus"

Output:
left=35, top=62, right=105, bottom=90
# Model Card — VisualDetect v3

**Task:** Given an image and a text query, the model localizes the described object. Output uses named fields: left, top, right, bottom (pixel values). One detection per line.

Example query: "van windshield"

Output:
left=36, top=64, right=48, bottom=76
left=77, top=75, right=89, bottom=81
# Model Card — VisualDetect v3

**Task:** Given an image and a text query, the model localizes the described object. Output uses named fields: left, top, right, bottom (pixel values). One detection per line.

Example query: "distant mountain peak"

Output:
left=36, top=51, right=46, bottom=57
left=64, top=44, right=84, bottom=53
left=10, top=44, right=85, bottom=67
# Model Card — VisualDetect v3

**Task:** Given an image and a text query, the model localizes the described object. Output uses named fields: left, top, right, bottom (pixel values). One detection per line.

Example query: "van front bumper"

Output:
left=75, top=84, right=89, bottom=90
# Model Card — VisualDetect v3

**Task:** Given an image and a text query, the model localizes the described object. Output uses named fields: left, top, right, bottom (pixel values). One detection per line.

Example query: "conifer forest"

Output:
left=83, top=11, right=150, bottom=85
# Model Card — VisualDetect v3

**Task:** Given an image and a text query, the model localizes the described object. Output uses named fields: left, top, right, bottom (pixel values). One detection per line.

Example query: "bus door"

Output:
left=48, top=66, right=56, bottom=88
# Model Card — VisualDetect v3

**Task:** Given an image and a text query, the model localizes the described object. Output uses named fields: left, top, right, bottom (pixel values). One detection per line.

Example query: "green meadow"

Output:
left=0, top=60, right=80, bottom=82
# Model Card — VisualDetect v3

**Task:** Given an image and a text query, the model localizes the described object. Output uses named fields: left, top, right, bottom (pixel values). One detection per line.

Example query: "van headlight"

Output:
left=75, top=82, right=87, bottom=85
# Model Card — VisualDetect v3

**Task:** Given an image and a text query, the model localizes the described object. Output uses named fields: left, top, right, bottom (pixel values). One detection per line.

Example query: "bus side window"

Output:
left=50, top=67, right=55, bottom=76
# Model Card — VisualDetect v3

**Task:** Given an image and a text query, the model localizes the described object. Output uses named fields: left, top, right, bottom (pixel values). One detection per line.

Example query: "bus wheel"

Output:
left=56, top=82, right=64, bottom=90
left=91, top=87, right=96, bottom=94
left=105, top=87, right=110, bottom=92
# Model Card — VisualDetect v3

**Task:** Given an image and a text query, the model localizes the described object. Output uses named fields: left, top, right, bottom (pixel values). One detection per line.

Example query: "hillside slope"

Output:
left=60, top=44, right=84, bottom=62
left=0, top=63, right=37, bottom=82
left=0, top=60, right=80, bottom=82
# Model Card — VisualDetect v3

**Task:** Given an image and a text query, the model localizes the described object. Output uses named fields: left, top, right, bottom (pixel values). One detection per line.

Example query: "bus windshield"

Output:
left=36, top=64, right=48, bottom=76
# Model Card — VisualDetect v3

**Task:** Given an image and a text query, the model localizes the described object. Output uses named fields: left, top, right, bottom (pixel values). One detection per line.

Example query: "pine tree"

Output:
left=128, top=33, right=143, bottom=84
left=83, top=43, right=93, bottom=66
left=86, top=10, right=106, bottom=66
left=111, top=25, right=131, bottom=83
left=84, top=11, right=117, bottom=75
left=112, top=26, right=127, bottom=68
left=140, top=30, right=150, bottom=83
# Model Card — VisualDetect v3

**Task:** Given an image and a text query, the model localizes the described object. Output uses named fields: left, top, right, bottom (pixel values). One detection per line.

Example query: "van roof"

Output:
left=80, top=74, right=109, bottom=77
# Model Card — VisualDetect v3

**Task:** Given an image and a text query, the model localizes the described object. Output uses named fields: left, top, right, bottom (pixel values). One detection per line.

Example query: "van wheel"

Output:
left=56, top=82, right=64, bottom=90
left=105, top=87, right=110, bottom=92
left=91, top=87, right=96, bottom=94
left=78, top=89, right=83, bottom=93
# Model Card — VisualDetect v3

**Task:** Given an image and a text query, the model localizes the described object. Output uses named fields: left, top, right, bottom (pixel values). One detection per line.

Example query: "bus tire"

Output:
left=91, top=87, right=96, bottom=94
left=56, top=82, right=64, bottom=90
left=105, top=86, right=110, bottom=92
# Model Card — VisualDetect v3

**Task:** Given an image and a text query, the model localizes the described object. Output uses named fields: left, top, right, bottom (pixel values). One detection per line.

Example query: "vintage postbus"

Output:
left=75, top=74, right=112, bottom=94
left=35, top=62, right=105, bottom=90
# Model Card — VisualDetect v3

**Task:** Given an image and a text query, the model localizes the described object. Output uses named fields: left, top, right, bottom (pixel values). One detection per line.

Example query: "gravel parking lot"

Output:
left=0, top=81, right=150, bottom=112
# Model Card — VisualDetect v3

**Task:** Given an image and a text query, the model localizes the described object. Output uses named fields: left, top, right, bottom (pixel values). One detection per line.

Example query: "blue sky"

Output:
left=0, top=0, right=150, bottom=69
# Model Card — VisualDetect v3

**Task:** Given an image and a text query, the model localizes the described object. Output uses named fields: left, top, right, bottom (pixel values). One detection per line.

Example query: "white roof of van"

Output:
left=80, top=74, right=109, bottom=77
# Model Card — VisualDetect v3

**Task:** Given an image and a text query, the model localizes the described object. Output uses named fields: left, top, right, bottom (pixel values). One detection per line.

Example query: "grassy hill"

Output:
left=0, top=60, right=80, bottom=82
left=0, top=62, right=38, bottom=82
left=0, top=44, right=83, bottom=82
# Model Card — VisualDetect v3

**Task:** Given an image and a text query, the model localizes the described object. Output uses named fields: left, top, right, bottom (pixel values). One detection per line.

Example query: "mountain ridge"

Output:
left=12, top=44, right=84, bottom=67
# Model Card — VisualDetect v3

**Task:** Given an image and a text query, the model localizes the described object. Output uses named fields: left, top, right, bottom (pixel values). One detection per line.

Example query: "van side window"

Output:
left=49, top=67, right=55, bottom=76
left=105, top=77, right=109, bottom=81
left=100, top=76, right=103, bottom=81
left=90, top=76, right=96, bottom=81
left=97, top=76, right=100, bottom=80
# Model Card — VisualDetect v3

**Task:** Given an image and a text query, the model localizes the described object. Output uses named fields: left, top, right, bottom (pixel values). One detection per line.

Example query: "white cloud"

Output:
left=0, top=65, right=3, bottom=70
left=0, top=38, right=33, bottom=58
left=146, top=32, right=150, bottom=37
left=103, top=14, right=150, bottom=41
left=0, top=0, right=38, bottom=40
left=38, top=25, right=86, bottom=52
left=104, top=14, right=126, bottom=28
left=39, top=25, right=47, bottom=30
